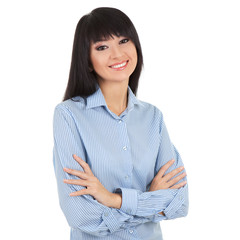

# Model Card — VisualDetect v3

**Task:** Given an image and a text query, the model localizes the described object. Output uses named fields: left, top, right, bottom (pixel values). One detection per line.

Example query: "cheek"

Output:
left=90, top=52, right=108, bottom=71
left=129, top=46, right=138, bottom=63
left=90, top=56, right=102, bottom=72
left=90, top=56, right=109, bottom=79
left=131, top=49, right=138, bottom=67
left=90, top=49, right=100, bottom=70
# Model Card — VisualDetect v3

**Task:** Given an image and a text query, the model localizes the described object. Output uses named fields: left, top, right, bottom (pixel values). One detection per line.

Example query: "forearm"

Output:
left=54, top=153, right=153, bottom=235
left=115, top=184, right=188, bottom=222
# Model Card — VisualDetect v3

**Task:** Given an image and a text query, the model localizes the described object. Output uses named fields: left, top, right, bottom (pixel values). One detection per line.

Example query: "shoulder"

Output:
left=137, top=99, right=164, bottom=119
left=54, top=96, right=85, bottom=116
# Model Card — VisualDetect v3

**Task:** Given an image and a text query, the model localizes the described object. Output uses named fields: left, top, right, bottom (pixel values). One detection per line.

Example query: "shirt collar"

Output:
left=86, top=83, right=144, bottom=110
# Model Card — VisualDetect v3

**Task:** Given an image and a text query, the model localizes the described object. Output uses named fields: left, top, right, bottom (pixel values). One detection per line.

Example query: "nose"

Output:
left=110, top=45, right=123, bottom=59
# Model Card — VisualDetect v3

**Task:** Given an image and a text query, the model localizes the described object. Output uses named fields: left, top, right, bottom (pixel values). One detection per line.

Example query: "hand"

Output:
left=149, top=159, right=187, bottom=191
left=63, top=154, right=122, bottom=209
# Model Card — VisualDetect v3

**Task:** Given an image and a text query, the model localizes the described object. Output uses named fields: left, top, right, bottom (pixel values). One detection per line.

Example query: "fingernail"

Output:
left=180, top=166, right=184, bottom=170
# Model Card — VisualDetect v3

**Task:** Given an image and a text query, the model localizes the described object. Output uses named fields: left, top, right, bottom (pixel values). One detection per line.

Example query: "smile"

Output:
left=109, top=60, right=129, bottom=70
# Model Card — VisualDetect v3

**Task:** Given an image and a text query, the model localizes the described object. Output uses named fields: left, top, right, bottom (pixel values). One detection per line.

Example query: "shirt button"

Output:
left=118, top=120, right=122, bottom=123
left=129, top=229, right=134, bottom=234
left=123, top=146, right=127, bottom=150
left=104, top=212, right=109, bottom=217
left=125, top=175, right=129, bottom=180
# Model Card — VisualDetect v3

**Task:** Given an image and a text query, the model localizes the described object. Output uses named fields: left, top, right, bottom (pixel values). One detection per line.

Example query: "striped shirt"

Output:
left=52, top=83, right=189, bottom=240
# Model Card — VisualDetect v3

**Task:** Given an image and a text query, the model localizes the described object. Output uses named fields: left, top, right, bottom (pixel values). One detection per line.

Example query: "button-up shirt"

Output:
left=53, top=83, right=189, bottom=240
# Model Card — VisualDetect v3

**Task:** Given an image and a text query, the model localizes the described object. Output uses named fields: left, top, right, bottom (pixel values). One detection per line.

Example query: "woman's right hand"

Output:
left=149, top=159, right=187, bottom=191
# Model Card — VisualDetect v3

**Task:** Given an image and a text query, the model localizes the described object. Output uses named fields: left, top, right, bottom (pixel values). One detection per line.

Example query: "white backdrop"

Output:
left=0, top=1, right=239, bottom=239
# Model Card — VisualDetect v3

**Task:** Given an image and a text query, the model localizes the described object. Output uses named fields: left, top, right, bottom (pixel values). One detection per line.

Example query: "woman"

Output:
left=53, top=7, right=188, bottom=240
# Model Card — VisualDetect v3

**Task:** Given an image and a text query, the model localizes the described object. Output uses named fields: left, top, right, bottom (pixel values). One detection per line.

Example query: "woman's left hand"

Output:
left=63, top=154, right=122, bottom=209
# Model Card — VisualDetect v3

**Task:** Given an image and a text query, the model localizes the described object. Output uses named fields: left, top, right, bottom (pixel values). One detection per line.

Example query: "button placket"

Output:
left=117, top=119, right=130, bottom=152
left=117, top=118, right=133, bottom=187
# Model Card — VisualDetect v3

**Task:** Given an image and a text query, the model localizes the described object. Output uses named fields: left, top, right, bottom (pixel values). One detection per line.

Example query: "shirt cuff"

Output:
left=115, top=188, right=138, bottom=215
left=163, top=184, right=187, bottom=219
left=101, top=208, right=121, bottom=233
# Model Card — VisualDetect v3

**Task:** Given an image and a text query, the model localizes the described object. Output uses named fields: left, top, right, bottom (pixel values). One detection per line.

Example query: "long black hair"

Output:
left=63, top=7, right=143, bottom=101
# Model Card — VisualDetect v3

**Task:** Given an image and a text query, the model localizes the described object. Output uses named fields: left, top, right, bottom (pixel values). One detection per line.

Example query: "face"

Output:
left=89, top=35, right=138, bottom=84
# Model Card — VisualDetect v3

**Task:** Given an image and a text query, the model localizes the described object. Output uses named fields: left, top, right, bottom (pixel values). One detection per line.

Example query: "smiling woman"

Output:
left=63, top=7, right=143, bottom=102
left=53, top=7, right=188, bottom=240
left=90, top=36, right=138, bottom=89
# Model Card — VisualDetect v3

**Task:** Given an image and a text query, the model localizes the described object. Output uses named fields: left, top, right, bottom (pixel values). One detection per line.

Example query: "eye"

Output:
left=96, top=45, right=108, bottom=51
left=119, top=38, right=129, bottom=44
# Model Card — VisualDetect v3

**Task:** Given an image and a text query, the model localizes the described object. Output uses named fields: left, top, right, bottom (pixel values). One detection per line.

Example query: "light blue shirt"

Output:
left=53, top=83, right=188, bottom=240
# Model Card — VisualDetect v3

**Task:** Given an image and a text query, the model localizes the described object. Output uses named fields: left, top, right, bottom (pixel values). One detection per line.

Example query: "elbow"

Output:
left=174, top=189, right=189, bottom=219
left=181, top=187, right=189, bottom=217
left=165, top=185, right=189, bottom=220
left=59, top=198, right=113, bottom=237
left=178, top=192, right=189, bottom=218
left=184, top=198, right=189, bottom=217
left=164, top=201, right=189, bottom=220
left=178, top=201, right=189, bottom=218
left=178, top=183, right=189, bottom=218
left=176, top=193, right=189, bottom=219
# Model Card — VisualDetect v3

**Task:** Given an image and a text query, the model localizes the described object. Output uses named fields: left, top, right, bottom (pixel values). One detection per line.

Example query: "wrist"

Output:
left=109, top=193, right=122, bottom=209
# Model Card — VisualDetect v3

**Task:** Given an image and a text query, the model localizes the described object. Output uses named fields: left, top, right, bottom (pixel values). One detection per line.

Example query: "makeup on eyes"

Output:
left=94, top=38, right=130, bottom=51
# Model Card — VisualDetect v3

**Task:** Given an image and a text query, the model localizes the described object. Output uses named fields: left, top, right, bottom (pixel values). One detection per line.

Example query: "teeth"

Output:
left=111, top=61, right=127, bottom=69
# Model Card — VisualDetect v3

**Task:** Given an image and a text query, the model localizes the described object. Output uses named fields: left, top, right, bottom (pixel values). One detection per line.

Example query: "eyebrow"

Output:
left=93, top=40, right=105, bottom=45
left=92, top=34, right=120, bottom=45
left=92, top=38, right=110, bottom=45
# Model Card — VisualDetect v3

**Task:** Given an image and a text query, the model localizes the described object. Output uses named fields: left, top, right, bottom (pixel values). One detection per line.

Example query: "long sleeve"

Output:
left=53, top=106, right=162, bottom=237
left=115, top=109, right=189, bottom=222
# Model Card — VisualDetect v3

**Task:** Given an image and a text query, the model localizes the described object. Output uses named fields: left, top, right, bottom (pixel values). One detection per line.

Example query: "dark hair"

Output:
left=63, top=7, right=143, bottom=101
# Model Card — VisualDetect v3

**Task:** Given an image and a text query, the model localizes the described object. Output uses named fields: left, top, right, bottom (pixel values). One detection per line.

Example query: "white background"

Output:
left=0, top=0, right=239, bottom=239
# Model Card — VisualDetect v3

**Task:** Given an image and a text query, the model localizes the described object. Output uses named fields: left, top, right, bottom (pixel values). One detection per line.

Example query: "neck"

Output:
left=98, top=80, right=129, bottom=115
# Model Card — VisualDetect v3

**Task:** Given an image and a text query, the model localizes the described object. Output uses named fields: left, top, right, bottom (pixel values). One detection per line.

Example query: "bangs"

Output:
left=86, top=8, right=136, bottom=44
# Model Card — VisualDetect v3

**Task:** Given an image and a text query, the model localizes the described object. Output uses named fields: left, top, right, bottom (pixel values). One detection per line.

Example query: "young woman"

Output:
left=53, top=7, right=188, bottom=240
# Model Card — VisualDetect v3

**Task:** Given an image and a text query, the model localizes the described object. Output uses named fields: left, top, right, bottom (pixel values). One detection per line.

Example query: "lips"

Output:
left=109, top=60, right=129, bottom=70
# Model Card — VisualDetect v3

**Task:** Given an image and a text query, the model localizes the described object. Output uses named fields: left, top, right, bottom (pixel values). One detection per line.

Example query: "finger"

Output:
left=63, top=168, right=88, bottom=179
left=163, top=166, right=184, bottom=182
left=167, top=172, right=187, bottom=188
left=69, top=188, right=89, bottom=196
left=63, top=178, right=88, bottom=186
left=73, top=154, right=94, bottom=176
left=170, top=180, right=187, bottom=189
left=156, top=159, right=175, bottom=178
